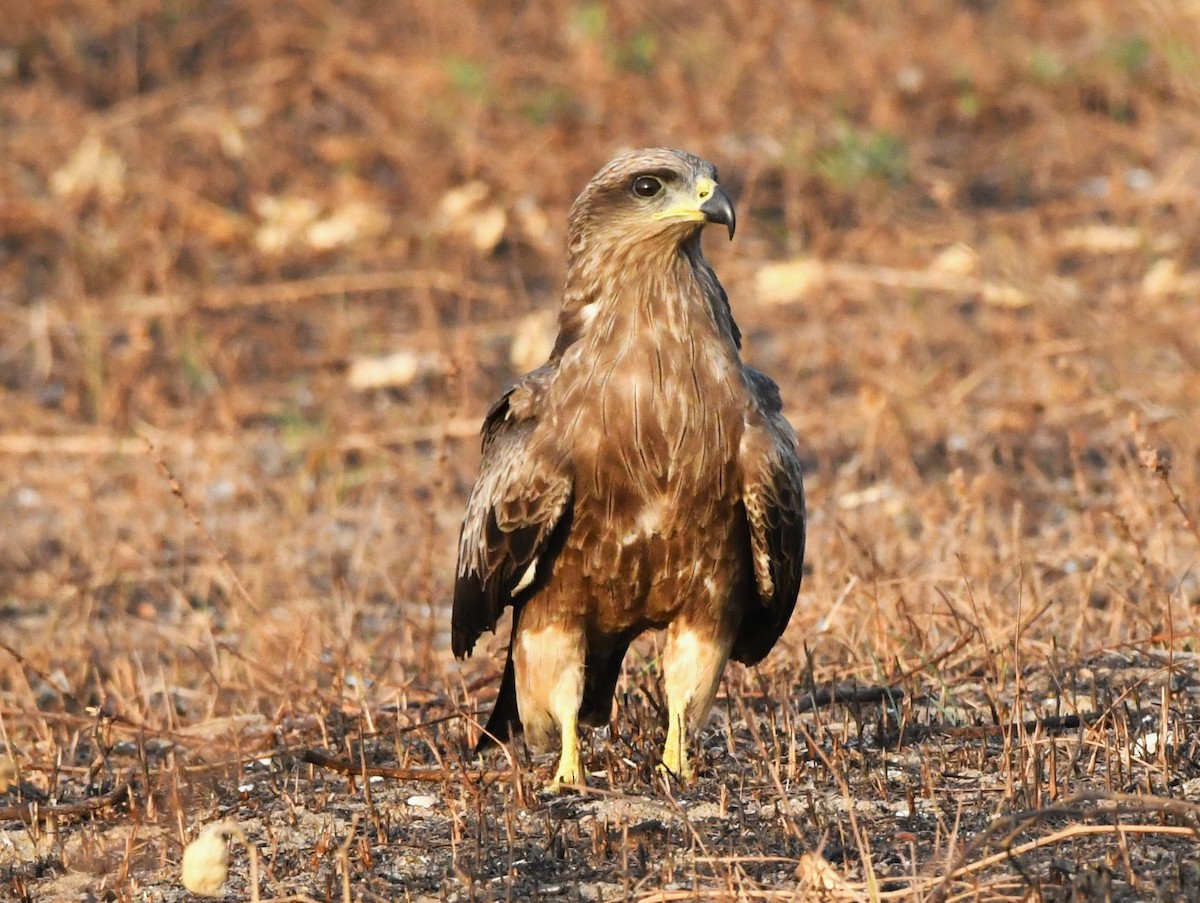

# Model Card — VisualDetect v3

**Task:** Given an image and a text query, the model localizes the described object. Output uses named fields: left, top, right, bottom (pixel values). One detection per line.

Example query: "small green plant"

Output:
left=1162, top=34, right=1200, bottom=79
left=955, top=73, right=980, bottom=119
left=179, top=326, right=218, bottom=395
left=278, top=402, right=329, bottom=468
left=569, top=3, right=656, bottom=74
left=1030, top=46, right=1069, bottom=85
left=815, top=126, right=908, bottom=188
left=519, top=84, right=575, bottom=125
left=1105, top=34, right=1151, bottom=76
left=572, top=1, right=607, bottom=40
left=614, top=25, right=657, bottom=74
left=443, top=56, right=491, bottom=102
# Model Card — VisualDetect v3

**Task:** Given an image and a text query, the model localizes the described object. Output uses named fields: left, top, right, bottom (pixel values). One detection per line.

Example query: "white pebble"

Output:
left=181, top=829, right=229, bottom=896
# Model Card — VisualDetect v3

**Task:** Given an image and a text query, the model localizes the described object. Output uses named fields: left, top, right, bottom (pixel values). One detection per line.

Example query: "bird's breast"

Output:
left=547, top=322, right=749, bottom=628
left=562, top=329, right=742, bottom=493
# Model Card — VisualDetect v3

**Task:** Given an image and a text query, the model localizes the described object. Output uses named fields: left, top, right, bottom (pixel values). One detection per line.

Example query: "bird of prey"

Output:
left=452, top=148, right=806, bottom=789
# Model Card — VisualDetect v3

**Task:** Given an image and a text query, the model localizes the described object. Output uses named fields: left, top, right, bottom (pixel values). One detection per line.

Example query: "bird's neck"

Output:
left=552, top=237, right=742, bottom=360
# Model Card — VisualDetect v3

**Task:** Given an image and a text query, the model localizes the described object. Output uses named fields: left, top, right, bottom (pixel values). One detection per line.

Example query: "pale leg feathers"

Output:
left=660, top=622, right=732, bottom=780
left=513, top=623, right=587, bottom=791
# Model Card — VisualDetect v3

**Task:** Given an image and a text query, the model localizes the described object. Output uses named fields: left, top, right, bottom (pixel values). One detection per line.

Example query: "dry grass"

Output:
left=2, top=1, right=1200, bottom=900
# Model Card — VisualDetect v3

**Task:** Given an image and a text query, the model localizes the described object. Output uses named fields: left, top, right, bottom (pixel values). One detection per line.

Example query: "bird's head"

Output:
left=566, top=148, right=736, bottom=259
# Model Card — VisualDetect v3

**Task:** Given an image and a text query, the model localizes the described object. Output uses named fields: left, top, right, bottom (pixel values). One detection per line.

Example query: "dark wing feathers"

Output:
left=452, top=367, right=572, bottom=659
left=732, top=368, right=807, bottom=665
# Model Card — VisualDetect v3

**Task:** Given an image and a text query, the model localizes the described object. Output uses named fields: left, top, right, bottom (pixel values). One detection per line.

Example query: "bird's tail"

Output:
left=473, top=642, right=522, bottom=754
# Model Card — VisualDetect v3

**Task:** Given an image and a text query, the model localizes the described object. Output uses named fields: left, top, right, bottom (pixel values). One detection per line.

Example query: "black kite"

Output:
left=453, top=148, right=806, bottom=788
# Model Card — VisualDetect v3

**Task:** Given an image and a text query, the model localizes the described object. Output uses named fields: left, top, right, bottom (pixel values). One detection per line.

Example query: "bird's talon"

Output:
left=657, top=758, right=693, bottom=783
left=545, top=752, right=583, bottom=793
left=545, top=772, right=582, bottom=794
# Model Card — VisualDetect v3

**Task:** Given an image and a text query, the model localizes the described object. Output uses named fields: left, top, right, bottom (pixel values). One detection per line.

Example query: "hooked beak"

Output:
left=651, top=175, right=737, bottom=239
left=699, top=181, right=736, bottom=240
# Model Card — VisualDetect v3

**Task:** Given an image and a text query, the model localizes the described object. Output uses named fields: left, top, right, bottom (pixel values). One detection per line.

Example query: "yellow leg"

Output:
left=659, top=698, right=691, bottom=780
left=548, top=711, right=583, bottom=792
left=659, top=622, right=731, bottom=783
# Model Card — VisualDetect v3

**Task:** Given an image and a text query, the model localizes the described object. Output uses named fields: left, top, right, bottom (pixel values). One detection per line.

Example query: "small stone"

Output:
left=181, top=828, right=229, bottom=896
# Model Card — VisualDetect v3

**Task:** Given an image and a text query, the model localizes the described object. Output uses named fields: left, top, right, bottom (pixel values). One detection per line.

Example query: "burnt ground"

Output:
left=2, top=2, right=1200, bottom=900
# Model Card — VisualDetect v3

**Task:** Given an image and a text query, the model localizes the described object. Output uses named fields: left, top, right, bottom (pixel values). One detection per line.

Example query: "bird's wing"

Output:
left=732, top=368, right=807, bottom=665
left=452, top=366, right=573, bottom=659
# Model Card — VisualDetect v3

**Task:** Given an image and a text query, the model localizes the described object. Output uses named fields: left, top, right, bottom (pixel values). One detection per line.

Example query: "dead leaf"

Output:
left=756, top=259, right=828, bottom=305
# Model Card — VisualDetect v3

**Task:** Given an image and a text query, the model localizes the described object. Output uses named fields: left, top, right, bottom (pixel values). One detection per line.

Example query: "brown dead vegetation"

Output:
left=2, top=1, right=1200, bottom=900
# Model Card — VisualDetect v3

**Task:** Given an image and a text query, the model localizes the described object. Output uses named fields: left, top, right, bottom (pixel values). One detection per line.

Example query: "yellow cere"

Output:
left=650, top=177, right=716, bottom=223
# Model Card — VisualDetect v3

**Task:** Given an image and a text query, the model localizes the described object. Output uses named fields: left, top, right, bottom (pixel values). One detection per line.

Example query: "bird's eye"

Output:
left=632, top=175, right=664, bottom=198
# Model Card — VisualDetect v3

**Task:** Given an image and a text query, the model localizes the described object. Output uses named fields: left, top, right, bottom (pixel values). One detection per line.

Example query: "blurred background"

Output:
left=1, top=0, right=1198, bottom=721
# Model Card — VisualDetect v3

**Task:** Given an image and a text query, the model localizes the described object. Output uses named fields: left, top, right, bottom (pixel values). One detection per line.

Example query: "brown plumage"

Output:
left=452, top=148, right=806, bottom=788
